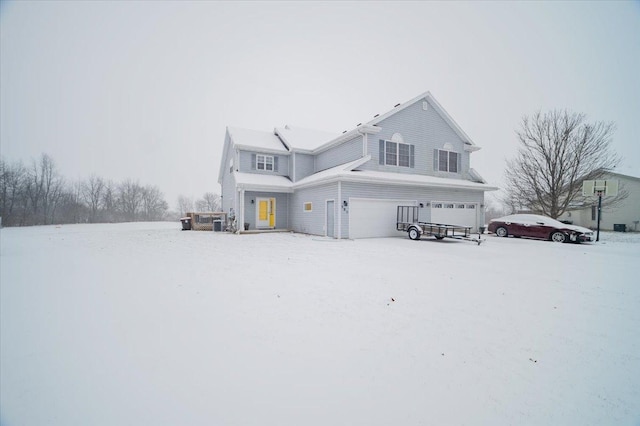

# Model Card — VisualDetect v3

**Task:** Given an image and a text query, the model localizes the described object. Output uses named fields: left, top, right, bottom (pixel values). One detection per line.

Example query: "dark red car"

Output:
left=488, top=214, right=594, bottom=243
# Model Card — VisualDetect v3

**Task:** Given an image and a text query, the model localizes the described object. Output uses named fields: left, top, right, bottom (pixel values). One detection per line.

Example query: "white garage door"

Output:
left=349, top=198, right=417, bottom=239
left=431, top=202, right=478, bottom=230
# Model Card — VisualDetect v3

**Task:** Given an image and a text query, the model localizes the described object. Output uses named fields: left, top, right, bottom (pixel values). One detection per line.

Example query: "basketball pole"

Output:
left=596, top=190, right=603, bottom=242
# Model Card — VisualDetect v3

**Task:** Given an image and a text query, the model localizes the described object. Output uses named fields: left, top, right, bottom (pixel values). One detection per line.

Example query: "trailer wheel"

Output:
left=408, top=227, right=421, bottom=240
left=435, top=236, right=445, bottom=240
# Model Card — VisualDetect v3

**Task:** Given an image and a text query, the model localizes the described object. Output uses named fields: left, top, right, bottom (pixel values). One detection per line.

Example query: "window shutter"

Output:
left=379, top=140, right=385, bottom=165
left=433, top=149, right=438, bottom=171
left=251, top=154, right=256, bottom=170
left=410, top=145, right=415, bottom=168
left=457, top=153, right=461, bottom=173
left=274, top=156, right=279, bottom=172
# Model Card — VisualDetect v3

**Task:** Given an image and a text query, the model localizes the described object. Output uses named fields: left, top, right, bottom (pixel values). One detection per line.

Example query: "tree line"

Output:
left=0, top=153, right=221, bottom=227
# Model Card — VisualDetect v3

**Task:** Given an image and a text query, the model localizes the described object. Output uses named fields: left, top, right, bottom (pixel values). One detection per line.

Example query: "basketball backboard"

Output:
left=582, top=179, right=619, bottom=196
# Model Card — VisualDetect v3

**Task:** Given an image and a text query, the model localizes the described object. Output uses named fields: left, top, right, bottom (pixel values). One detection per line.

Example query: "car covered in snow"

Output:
left=488, top=214, right=594, bottom=243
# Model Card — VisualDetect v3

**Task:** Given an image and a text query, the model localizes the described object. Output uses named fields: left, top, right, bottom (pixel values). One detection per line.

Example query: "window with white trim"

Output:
left=436, top=149, right=459, bottom=173
left=303, top=202, right=312, bottom=212
left=380, top=139, right=414, bottom=167
left=256, top=154, right=274, bottom=171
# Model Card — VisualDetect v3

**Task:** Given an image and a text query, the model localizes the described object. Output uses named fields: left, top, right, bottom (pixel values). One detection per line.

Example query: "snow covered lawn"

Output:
left=1, top=222, right=639, bottom=425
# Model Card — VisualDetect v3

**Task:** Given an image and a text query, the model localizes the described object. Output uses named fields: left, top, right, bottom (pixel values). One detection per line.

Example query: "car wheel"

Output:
left=551, top=231, right=566, bottom=243
left=408, top=227, right=421, bottom=240
left=495, top=226, right=508, bottom=237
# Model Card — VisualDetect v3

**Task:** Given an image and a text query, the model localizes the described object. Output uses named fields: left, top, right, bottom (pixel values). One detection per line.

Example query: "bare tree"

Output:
left=118, top=179, right=143, bottom=222
left=195, top=192, right=221, bottom=212
left=176, top=195, right=193, bottom=216
left=58, top=180, right=87, bottom=224
left=504, top=110, right=623, bottom=218
left=101, top=180, right=118, bottom=222
left=140, top=185, right=168, bottom=221
left=81, top=175, right=105, bottom=223
left=23, top=154, right=64, bottom=224
left=0, top=158, right=27, bottom=226
left=40, top=154, right=65, bottom=224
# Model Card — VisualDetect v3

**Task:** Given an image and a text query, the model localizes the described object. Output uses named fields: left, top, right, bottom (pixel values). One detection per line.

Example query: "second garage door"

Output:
left=349, top=198, right=417, bottom=239
left=431, top=202, right=478, bottom=230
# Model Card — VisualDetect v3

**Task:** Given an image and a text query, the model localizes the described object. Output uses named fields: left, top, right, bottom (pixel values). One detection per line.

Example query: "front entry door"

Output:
left=256, top=197, right=276, bottom=228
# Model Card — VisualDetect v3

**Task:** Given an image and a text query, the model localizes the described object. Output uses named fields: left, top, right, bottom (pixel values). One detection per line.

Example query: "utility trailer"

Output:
left=396, top=206, right=483, bottom=245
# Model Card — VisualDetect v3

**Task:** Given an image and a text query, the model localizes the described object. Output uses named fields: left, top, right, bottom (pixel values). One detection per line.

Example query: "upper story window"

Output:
left=434, top=143, right=460, bottom=173
left=379, top=136, right=414, bottom=168
left=252, top=153, right=278, bottom=172
left=257, top=154, right=274, bottom=171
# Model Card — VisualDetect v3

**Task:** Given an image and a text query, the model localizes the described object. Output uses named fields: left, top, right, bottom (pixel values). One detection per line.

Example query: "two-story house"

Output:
left=218, top=91, right=497, bottom=239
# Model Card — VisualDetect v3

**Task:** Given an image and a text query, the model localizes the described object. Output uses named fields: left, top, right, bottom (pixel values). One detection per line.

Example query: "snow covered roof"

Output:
left=227, top=126, right=289, bottom=154
left=234, top=172, right=293, bottom=192
left=293, top=157, right=371, bottom=187
left=609, top=167, right=640, bottom=180
left=227, top=92, right=478, bottom=155
left=274, top=125, right=339, bottom=152
left=294, top=156, right=498, bottom=192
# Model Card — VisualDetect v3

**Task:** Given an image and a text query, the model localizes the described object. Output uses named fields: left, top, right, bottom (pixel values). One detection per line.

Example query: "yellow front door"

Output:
left=256, top=197, right=276, bottom=228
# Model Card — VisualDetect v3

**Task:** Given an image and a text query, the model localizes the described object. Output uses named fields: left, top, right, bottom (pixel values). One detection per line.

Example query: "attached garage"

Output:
left=431, top=202, right=478, bottom=230
left=349, top=198, right=417, bottom=239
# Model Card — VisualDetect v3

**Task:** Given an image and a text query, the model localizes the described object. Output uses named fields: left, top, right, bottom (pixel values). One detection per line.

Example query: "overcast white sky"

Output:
left=2, top=1, right=639, bottom=208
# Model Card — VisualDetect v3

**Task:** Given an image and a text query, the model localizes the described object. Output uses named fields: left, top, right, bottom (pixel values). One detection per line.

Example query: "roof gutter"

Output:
left=312, top=124, right=381, bottom=154
left=234, top=144, right=291, bottom=156
left=294, top=172, right=498, bottom=191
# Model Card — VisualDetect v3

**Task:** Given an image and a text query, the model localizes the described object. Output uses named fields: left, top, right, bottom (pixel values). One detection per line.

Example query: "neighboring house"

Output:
left=218, top=91, right=498, bottom=239
left=558, top=171, right=640, bottom=232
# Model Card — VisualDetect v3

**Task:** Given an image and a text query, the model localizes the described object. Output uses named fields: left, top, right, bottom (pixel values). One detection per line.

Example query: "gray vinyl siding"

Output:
left=220, top=139, right=237, bottom=213
left=290, top=183, right=339, bottom=236
left=360, top=98, right=470, bottom=179
left=243, top=191, right=289, bottom=230
left=293, top=152, right=315, bottom=182
left=315, top=135, right=363, bottom=171
left=339, top=181, right=484, bottom=238
left=238, top=150, right=290, bottom=176
left=220, top=172, right=236, bottom=213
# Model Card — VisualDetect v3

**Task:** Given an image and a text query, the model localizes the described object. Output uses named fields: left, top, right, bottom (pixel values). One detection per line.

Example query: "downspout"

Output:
left=240, top=189, right=245, bottom=234
left=292, top=152, right=296, bottom=182
left=338, top=181, right=342, bottom=240
left=362, top=132, right=368, bottom=156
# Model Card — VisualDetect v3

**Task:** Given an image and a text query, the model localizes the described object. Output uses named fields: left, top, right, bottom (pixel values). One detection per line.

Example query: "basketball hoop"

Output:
left=582, top=179, right=619, bottom=242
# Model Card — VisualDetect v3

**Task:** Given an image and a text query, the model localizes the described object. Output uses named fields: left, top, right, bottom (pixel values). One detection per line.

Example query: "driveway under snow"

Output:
left=1, top=223, right=639, bottom=425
